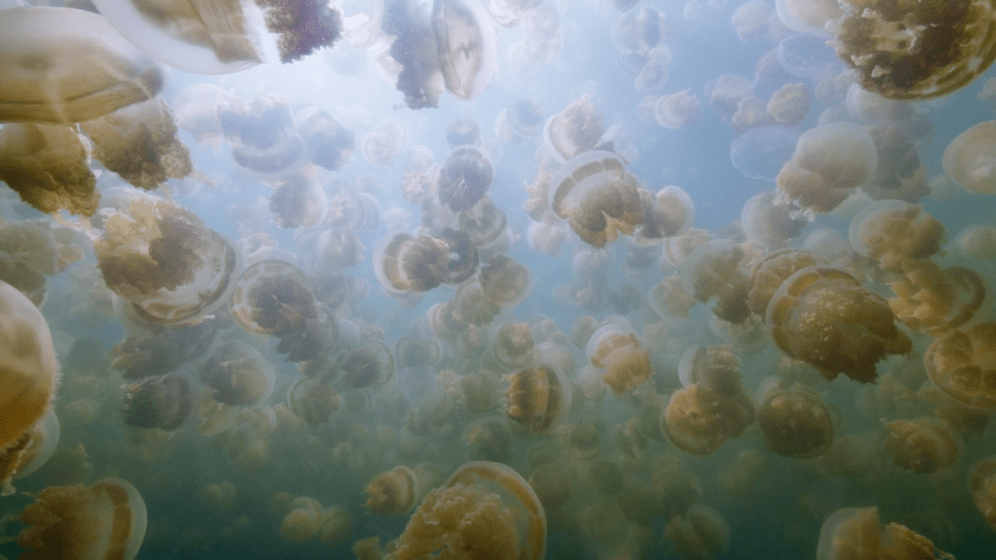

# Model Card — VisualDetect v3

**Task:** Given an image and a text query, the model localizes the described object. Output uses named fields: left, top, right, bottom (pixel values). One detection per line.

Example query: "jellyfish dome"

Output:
left=437, top=145, right=494, bottom=211
left=943, top=121, right=996, bottom=195
left=229, top=260, right=318, bottom=336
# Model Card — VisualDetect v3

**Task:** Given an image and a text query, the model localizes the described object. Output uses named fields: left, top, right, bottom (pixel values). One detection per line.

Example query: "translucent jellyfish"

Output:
left=479, top=254, right=532, bottom=308
left=766, top=266, right=912, bottom=382
left=80, top=98, right=193, bottom=191
left=730, top=95, right=772, bottom=134
left=173, top=84, right=238, bottom=146
left=527, top=462, right=570, bottom=510
left=848, top=200, right=944, bottom=272
left=522, top=4, right=559, bottom=42
left=496, top=99, right=545, bottom=143
left=956, top=225, right=996, bottom=261
left=766, top=82, right=810, bottom=125
left=488, top=0, right=541, bottom=27
left=924, top=323, right=996, bottom=410
left=395, top=335, right=442, bottom=369
left=229, top=260, right=318, bottom=336
left=0, top=7, right=165, bottom=124
left=542, top=97, right=605, bottom=162
left=280, top=496, right=325, bottom=544
left=662, top=383, right=754, bottom=455
left=883, top=416, right=962, bottom=474
left=816, top=506, right=954, bottom=560
left=729, top=124, right=799, bottom=181
left=747, top=247, right=819, bottom=318
left=362, top=130, right=403, bottom=165
left=740, top=191, right=808, bottom=249
left=777, top=33, right=840, bottom=78
left=372, top=232, right=451, bottom=294
left=0, top=123, right=99, bottom=216
left=0, top=218, right=81, bottom=306
left=220, top=94, right=309, bottom=181
left=732, top=0, right=773, bottom=42
left=434, top=0, right=499, bottom=101
left=774, top=0, right=841, bottom=35
left=18, top=477, right=148, bottom=560
left=678, top=345, right=742, bottom=395
left=887, top=261, right=989, bottom=335
left=296, top=106, right=355, bottom=172
left=663, top=504, right=731, bottom=560
left=803, top=229, right=853, bottom=267
left=285, top=377, right=340, bottom=425
left=776, top=122, right=878, bottom=214
left=437, top=145, right=494, bottom=211
left=445, top=116, right=482, bottom=148
left=648, top=275, right=696, bottom=319
left=316, top=230, right=365, bottom=270
left=201, top=340, right=276, bottom=406
left=93, top=0, right=342, bottom=73
left=942, top=121, right=996, bottom=195
left=319, top=504, right=354, bottom=547
left=459, top=196, right=508, bottom=248
left=1, top=408, right=59, bottom=496
left=586, top=321, right=653, bottom=393
left=757, top=383, right=834, bottom=458
left=366, top=466, right=418, bottom=515
left=121, top=372, right=196, bottom=431
left=635, top=45, right=672, bottom=93
left=969, top=456, right=996, bottom=531
left=680, top=238, right=751, bottom=324
left=547, top=150, right=643, bottom=248
left=269, top=176, right=329, bottom=229
left=493, top=322, right=536, bottom=369
left=341, top=338, right=395, bottom=389
left=611, top=6, right=667, bottom=58
left=706, top=74, right=754, bottom=122
left=830, top=1, right=996, bottom=100
left=392, top=461, right=547, bottom=560
left=503, top=363, right=571, bottom=434
left=655, top=89, right=702, bottom=130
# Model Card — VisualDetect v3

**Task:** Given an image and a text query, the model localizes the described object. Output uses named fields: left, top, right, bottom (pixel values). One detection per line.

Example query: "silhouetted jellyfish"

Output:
left=767, top=266, right=912, bottom=382
left=943, top=121, right=996, bottom=194
left=395, top=335, right=442, bottom=369
left=757, top=382, right=834, bottom=458
left=220, top=94, right=309, bottom=181
left=392, top=461, right=547, bottom=560
left=366, top=466, right=418, bottom=515
left=586, top=320, right=654, bottom=393
left=0, top=6, right=165, bottom=124
left=437, top=145, right=494, bottom=211
left=297, top=106, right=355, bottom=171
left=93, top=0, right=342, bottom=73
left=479, top=254, right=533, bottom=308
left=434, top=0, right=498, bottom=101
left=655, top=89, right=702, bottom=129
left=18, top=477, right=148, bottom=560
left=680, top=238, right=751, bottom=324
left=121, top=371, right=196, bottom=431
left=201, top=340, right=277, bottom=406
left=663, top=504, right=731, bottom=560
left=543, top=97, right=605, bottom=162
left=230, top=260, right=318, bottom=336
left=747, top=248, right=818, bottom=318
left=96, top=195, right=241, bottom=327
left=381, top=0, right=444, bottom=109
left=815, top=506, right=954, bottom=560
left=830, top=0, right=996, bottom=100
left=0, top=123, right=99, bottom=216
left=775, top=122, right=878, bottom=215
left=341, top=338, right=395, bottom=389
left=547, top=150, right=643, bottom=248
left=924, top=322, right=996, bottom=410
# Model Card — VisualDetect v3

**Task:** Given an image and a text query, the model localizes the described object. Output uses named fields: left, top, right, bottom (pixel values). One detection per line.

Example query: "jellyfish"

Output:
left=729, top=124, right=800, bottom=181
left=776, top=122, right=878, bottom=215
left=366, top=466, right=418, bottom=515
left=0, top=6, right=165, bottom=124
left=433, top=0, right=498, bottom=101
left=341, top=338, right=395, bottom=389
left=923, top=323, right=996, bottom=410
left=648, top=275, right=696, bottom=320
left=717, top=448, right=766, bottom=499
left=883, top=416, right=963, bottom=474
left=1, top=408, right=59, bottom=496
left=680, top=238, right=751, bottom=324
left=18, top=477, right=147, bottom=560
left=766, top=82, right=810, bottom=125
left=373, top=231, right=451, bottom=293
left=316, top=230, right=365, bottom=270
left=286, top=377, right=340, bottom=425
left=0, top=279, right=60, bottom=451
left=730, top=95, right=773, bottom=134
left=706, top=74, right=754, bottom=122
left=663, top=504, right=731, bottom=560
left=92, top=0, right=342, bottom=73
left=392, top=461, right=547, bottom=560
left=774, top=0, right=842, bottom=35
left=522, top=4, right=559, bottom=42
left=586, top=321, right=654, bottom=393
left=887, top=261, right=989, bottom=335
left=942, top=120, right=996, bottom=195
left=732, top=0, right=774, bottom=42
left=492, top=322, right=536, bottom=369
left=503, top=363, right=572, bottom=433
left=969, top=456, right=996, bottom=531
left=543, top=97, right=605, bottom=162
left=740, top=191, right=808, bottom=250
left=635, top=185, right=694, bottom=243
left=220, top=94, right=309, bottom=181
left=655, top=89, right=702, bottom=130
left=121, top=371, right=196, bottom=431
left=816, top=506, right=954, bottom=560
left=661, top=383, right=754, bottom=455
left=319, top=504, right=354, bottom=547
left=678, top=345, right=742, bottom=395
left=956, top=224, right=996, bottom=262
left=547, top=150, right=643, bottom=249
left=479, top=254, right=532, bottom=308
left=757, top=383, right=834, bottom=458
left=747, top=247, right=818, bottom=318
left=269, top=176, right=329, bottom=229
left=437, top=145, right=494, bottom=211
left=848, top=200, right=944, bottom=272
left=172, top=84, right=239, bottom=146
left=445, top=116, right=482, bottom=148
left=201, top=340, right=277, bottom=406
left=280, top=496, right=325, bottom=544
left=829, top=0, right=996, bottom=100
left=79, top=98, right=193, bottom=191
left=496, top=99, right=545, bottom=144
left=229, top=260, right=318, bottom=336
left=802, top=229, right=853, bottom=267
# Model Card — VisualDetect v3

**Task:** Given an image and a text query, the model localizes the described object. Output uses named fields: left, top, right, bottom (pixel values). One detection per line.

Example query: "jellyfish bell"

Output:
left=121, top=371, right=197, bottom=431
left=943, top=121, right=996, bottom=195
left=229, top=260, right=319, bottom=337
left=774, top=0, right=840, bottom=36
left=201, top=340, right=276, bottom=406
left=432, top=0, right=498, bottom=102
left=730, top=124, right=799, bottom=181
left=757, top=383, right=834, bottom=458
left=340, top=338, right=395, bottom=389
left=2, top=407, right=59, bottom=496
left=802, top=229, right=853, bottom=267
left=372, top=231, right=450, bottom=294
left=492, top=322, right=536, bottom=370
left=437, top=145, right=494, bottom=211
left=635, top=185, right=694, bottom=244
left=655, top=89, right=702, bottom=130
left=479, top=254, right=533, bottom=308
left=740, top=191, right=808, bottom=250
left=296, top=105, right=355, bottom=172
left=365, top=465, right=418, bottom=515
left=680, top=238, right=751, bottom=324
left=585, top=320, right=654, bottom=394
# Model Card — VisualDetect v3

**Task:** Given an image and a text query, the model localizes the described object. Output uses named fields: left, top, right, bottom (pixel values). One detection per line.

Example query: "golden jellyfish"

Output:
left=437, top=145, right=494, bottom=211
left=968, top=456, right=996, bottom=531
left=815, top=506, right=954, bottom=560
left=201, top=340, right=276, bottom=406
left=527, top=462, right=571, bottom=510
left=775, top=122, right=878, bottom=215
left=803, top=229, right=853, bottom=267
left=492, top=321, right=536, bottom=369
left=942, top=120, right=996, bottom=195
left=766, top=82, right=810, bottom=125
left=503, top=363, right=572, bottom=433
left=200, top=480, right=237, bottom=514
left=0, top=280, right=60, bottom=451
left=680, top=238, right=751, bottom=324
left=479, top=254, right=532, bottom=308
left=434, top=0, right=499, bottom=101
left=341, top=338, right=395, bottom=389
left=586, top=320, right=654, bottom=394
left=887, top=261, right=989, bottom=336
left=757, top=382, right=834, bottom=458
left=774, top=0, right=841, bottom=35
left=706, top=74, right=754, bottom=122
left=635, top=184, right=694, bottom=243
left=848, top=200, right=944, bottom=272
left=96, top=195, right=241, bottom=328
left=18, top=477, right=148, bottom=560
left=1, top=408, right=59, bottom=496
left=740, top=191, right=808, bottom=250
left=547, top=150, right=643, bottom=249
left=956, top=224, right=996, bottom=261
left=391, top=460, right=547, bottom=560
left=121, top=371, right=197, bottom=431
left=821, top=433, right=878, bottom=478
left=268, top=176, right=329, bottom=229
left=366, top=465, right=418, bottom=515
left=663, top=227, right=713, bottom=268
left=373, top=231, right=454, bottom=294
left=678, top=345, right=742, bottom=395
left=766, top=266, right=912, bottom=383
left=0, top=218, right=81, bottom=307
left=923, top=322, right=996, bottom=410
left=661, top=383, right=755, bottom=455
left=229, top=260, right=317, bottom=336
left=580, top=497, right=631, bottom=546
left=747, top=247, right=819, bottom=318
left=655, top=89, right=702, bottom=130
left=663, top=504, right=731, bottom=560
left=0, top=7, right=165, bottom=124
left=92, top=0, right=342, bottom=73
left=830, top=1, right=996, bottom=100
left=280, top=496, right=325, bottom=544
left=543, top=97, right=605, bottom=162
left=286, top=377, right=340, bottom=425
left=319, top=504, right=354, bottom=547
left=883, top=416, right=962, bottom=474
left=648, top=274, right=696, bottom=320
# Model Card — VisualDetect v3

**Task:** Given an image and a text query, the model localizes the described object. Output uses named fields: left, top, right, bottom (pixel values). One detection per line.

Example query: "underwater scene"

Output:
left=3, top=0, right=996, bottom=559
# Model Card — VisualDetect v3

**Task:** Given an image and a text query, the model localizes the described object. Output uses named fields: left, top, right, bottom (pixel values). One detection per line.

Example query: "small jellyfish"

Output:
left=286, top=377, right=340, bottom=425
left=18, top=477, right=148, bottom=560
left=122, top=372, right=196, bottom=431
left=887, top=261, right=989, bottom=336
left=656, top=89, right=702, bottom=130
left=678, top=345, right=742, bottom=395
left=663, top=504, right=731, bottom=560
left=740, top=191, right=808, bottom=249
left=924, top=323, right=996, bottom=410
left=201, top=340, right=277, bottom=406
left=848, top=200, right=944, bottom=272
left=730, top=124, right=800, bottom=181
left=316, top=230, right=365, bottom=270
left=680, top=238, right=751, bottom=324
left=269, top=176, right=329, bottom=229
left=433, top=0, right=499, bottom=101
left=230, top=260, right=318, bottom=336
left=732, top=0, right=774, bottom=42
left=774, top=0, right=841, bottom=35
left=942, top=121, right=996, bottom=195
left=372, top=232, right=450, bottom=294
left=341, top=338, right=395, bottom=389
left=496, top=99, right=545, bottom=143
left=437, top=145, right=494, bottom=211
left=635, top=185, right=694, bottom=244
left=586, top=321, right=654, bottom=394
left=884, top=416, right=962, bottom=474
left=296, top=106, right=355, bottom=172
left=280, top=496, right=325, bottom=544
left=816, top=506, right=954, bottom=560
left=969, top=456, right=996, bottom=531
left=661, top=383, right=754, bottom=455
left=543, top=97, right=605, bottom=162
left=492, top=322, right=536, bottom=369
left=445, top=116, right=482, bottom=148
left=503, top=363, right=572, bottom=433
left=365, top=466, right=418, bottom=515
left=220, top=94, right=309, bottom=181
left=479, top=254, right=532, bottom=308
left=747, top=247, right=818, bottom=318
left=757, top=383, right=834, bottom=458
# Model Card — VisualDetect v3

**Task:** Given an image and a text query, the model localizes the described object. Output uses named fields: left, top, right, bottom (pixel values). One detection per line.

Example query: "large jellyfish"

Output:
left=815, top=506, right=954, bottom=560
left=942, top=120, right=996, bottom=195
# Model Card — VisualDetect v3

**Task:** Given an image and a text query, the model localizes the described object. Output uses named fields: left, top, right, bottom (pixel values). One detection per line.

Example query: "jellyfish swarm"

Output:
left=680, top=238, right=751, bottom=324
left=92, top=0, right=342, bottom=74
left=547, top=150, right=643, bottom=249
left=0, top=7, right=165, bottom=124
left=95, top=196, right=240, bottom=328
left=830, top=0, right=996, bottom=100
left=219, top=94, right=308, bottom=182
left=815, top=506, right=954, bottom=560
left=18, top=477, right=148, bottom=560
left=392, top=461, right=547, bottom=560
left=766, top=266, right=912, bottom=383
